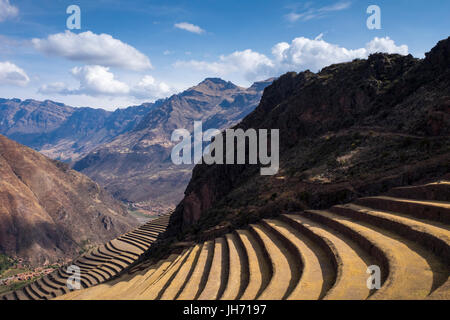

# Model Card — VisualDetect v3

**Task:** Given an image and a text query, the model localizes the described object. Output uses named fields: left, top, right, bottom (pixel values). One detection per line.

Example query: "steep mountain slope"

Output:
left=0, top=99, right=73, bottom=136
left=168, top=37, right=450, bottom=239
left=73, top=78, right=273, bottom=214
left=0, top=135, right=139, bottom=266
left=2, top=213, right=171, bottom=300
left=0, top=99, right=159, bottom=161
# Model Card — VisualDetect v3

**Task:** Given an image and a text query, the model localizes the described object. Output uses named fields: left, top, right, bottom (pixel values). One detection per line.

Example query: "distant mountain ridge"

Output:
left=0, top=98, right=163, bottom=161
left=167, top=37, right=450, bottom=239
left=0, top=78, right=273, bottom=215
left=73, top=78, right=274, bottom=214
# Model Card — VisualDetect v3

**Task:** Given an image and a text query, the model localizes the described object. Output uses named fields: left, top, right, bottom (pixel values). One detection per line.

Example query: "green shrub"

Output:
left=0, top=254, right=13, bottom=274
left=298, top=191, right=311, bottom=203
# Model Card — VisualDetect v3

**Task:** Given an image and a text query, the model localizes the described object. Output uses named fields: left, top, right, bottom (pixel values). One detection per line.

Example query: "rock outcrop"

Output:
left=73, top=78, right=273, bottom=214
left=169, top=37, right=450, bottom=239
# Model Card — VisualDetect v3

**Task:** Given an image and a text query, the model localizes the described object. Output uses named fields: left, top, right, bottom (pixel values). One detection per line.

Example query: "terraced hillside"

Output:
left=1, top=214, right=171, bottom=300
left=170, top=37, right=450, bottom=240
left=53, top=179, right=449, bottom=300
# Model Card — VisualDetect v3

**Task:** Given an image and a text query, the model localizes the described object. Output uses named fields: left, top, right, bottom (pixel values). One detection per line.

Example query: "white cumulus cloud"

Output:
left=0, top=0, right=18, bottom=22
left=273, top=36, right=408, bottom=72
left=272, top=36, right=366, bottom=72
left=174, top=49, right=274, bottom=81
left=174, top=36, right=409, bottom=82
left=132, top=75, right=172, bottom=99
left=39, top=67, right=172, bottom=100
left=71, top=65, right=130, bottom=95
left=174, top=22, right=205, bottom=34
left=0, top=61, right=29, bottom=86
left=39, top=65, right=129, bottom=96
left=38, top=82, right=71, bottom=94
left=365, top=37, right=409, bottom=55
left=32, top=30, right=152, bottom=71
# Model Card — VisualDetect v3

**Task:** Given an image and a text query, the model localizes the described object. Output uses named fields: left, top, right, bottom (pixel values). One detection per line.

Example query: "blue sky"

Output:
left=0, top=0, right=449, bottom=110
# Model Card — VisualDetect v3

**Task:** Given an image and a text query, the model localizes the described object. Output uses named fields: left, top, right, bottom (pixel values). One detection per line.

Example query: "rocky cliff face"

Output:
left=0, top=99, right=158, bottom=162
left=0, top=135, right=139, bottom=266
left=73, top=78, right=273, bottom=215
left=169, top=37, right=450, bottom=240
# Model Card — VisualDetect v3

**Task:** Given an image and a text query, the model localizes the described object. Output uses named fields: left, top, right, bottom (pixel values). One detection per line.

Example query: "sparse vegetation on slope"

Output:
left=168, top=37, right=450, bottom=243
left=1, top=214, right=171, bottom=300
left=0, top=254, right=12, bottom=275
left=0, top=135, right=139, bottom=266
left=73, top=78, right=273, bottom=215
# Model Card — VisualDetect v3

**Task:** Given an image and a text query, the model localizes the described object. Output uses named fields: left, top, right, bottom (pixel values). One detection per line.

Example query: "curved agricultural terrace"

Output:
left=1, top=213, right=171, bottom=300
left=2, top=180, right=450, bottom=300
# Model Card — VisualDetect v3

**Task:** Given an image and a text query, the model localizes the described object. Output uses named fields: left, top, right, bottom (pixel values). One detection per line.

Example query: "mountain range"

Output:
left=0, top=37, right=449, bottom=296
left=0, top=78, right=272, bottom=216
left=168, top=37, right=450, bottom=240
left=72, top=78, right=273, bottom=215
left=0, top=98, right=163, bottom=162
